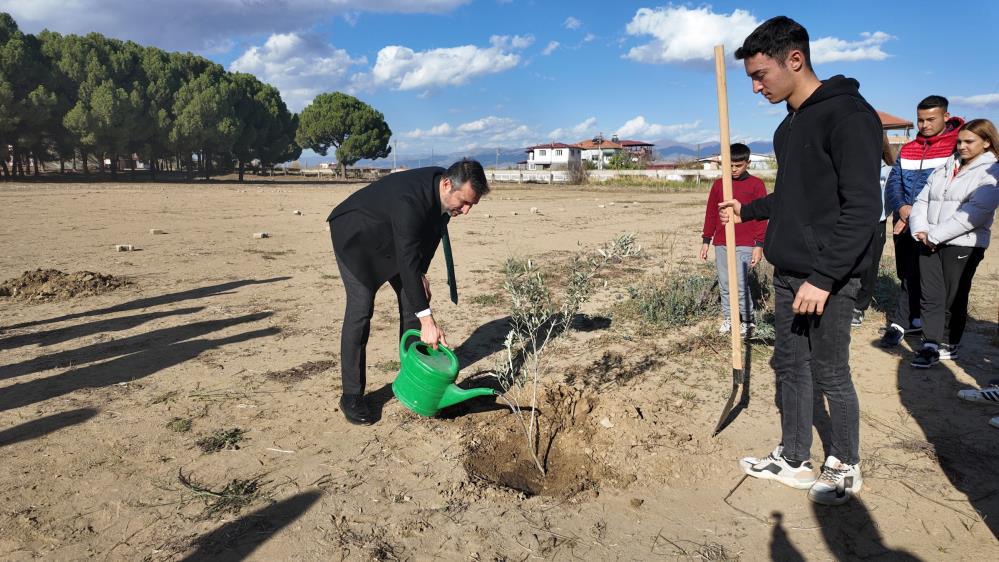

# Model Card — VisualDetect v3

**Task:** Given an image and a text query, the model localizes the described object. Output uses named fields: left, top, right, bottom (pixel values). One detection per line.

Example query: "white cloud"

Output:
left=230, top=32, right=366, bottom=111
left=548, top=117, right=597, bottom=140
left=615, top=116, right=705, bottom=141
left=564, top=16, right=582, bottom=30
left=624, top=6, right=759, bottom=64
left=364, top=38, right=526, bottom=91
left=403, top=122, right=454, bottom=138
left=0, top=0, right=470, bottom=52
left=583, top=33, right=596, bottom=43
left=542, top=41, right=560, bottom=56
left=624, top=6, right=891, bottom=66
left=950, top=93, right=999, bottom=108
left=403, top=115, right=541, bottom=150
left=810, top=31, right=893, bottom=63
left=490, top=34, right=535, bottom=49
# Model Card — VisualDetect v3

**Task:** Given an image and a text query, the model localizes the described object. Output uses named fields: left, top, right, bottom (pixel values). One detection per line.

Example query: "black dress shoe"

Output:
left=339, top=394, right=374, bottom=425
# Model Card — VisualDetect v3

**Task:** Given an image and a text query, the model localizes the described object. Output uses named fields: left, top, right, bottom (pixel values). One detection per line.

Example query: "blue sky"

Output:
left=5, top=0, right=999, bottom=161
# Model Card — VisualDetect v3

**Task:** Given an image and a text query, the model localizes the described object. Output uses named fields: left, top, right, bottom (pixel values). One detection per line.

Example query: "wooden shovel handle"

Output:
left=714, top=45, right=743, bottom=371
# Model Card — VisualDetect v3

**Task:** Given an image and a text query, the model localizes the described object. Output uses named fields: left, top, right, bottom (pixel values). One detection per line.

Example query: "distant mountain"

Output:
left=357, top=139, right=773, bottom=169
left=650, top=139, right=774, bottom=162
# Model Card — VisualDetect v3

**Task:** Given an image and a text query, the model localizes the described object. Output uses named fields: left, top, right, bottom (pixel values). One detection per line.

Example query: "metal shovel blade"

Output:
left=712, top=367, right=746, bottom=437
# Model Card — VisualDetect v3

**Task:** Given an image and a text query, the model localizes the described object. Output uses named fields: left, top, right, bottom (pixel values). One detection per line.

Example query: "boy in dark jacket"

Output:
left=720, top=16, right=882, bottom=506
left=699, top=143, right=768, bottom=334
left=880, top=95, right=963, bottom=348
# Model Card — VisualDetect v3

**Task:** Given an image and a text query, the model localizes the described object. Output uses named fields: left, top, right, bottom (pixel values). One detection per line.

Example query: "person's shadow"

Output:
left=811, top=500, right=921, bottom=560
left=769, top=512, right=806, bottom=562
left=0, top=408, right=99, bottom=447
left=180, top=490, right=321, bottom=561
left=0, top=306, right=204, bottom=352
left=895, top=315, right=999, bottom=540
left=2, top=277, right=290, bottom=331
left=452, top=316, right=512, bottom=369
left=0, top=320, right=279, bottom=413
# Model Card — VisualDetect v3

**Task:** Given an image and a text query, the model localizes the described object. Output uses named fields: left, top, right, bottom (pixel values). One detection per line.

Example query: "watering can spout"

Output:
left=438, top=384, right=495, bottom=410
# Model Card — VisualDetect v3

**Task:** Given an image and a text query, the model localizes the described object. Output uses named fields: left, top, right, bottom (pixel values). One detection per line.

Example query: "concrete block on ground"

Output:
left=149, top=229, right=166, bottom=235
left=293, top=210, right=303, bottom=215
left=530, top=207, right=539, bottom=214
left=115, top=244, right=134, bottom=252
left=253, top=232, right=270, bottom=239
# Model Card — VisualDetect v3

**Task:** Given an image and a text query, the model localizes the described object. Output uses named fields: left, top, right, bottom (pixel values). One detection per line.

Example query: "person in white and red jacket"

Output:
left=699, top=142, right=768, bottom=334
left=908, top=119, right=999, bottom=368
left=880, top=96, right=964, bottom=347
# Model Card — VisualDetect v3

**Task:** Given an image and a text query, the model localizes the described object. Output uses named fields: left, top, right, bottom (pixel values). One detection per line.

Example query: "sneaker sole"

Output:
left=739, top=459, right=816, bottom=490
left=910, top=360, right=939, bottom=369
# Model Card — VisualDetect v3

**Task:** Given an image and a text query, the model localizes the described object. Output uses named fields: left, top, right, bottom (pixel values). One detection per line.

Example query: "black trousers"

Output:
left=889, top=224, right=922, bottom=328
left=918, top=244, right=986, bottom=346
left=855, top=220, right=887, bottom=312
left=771, top=271, right=861, bottom=465
left=332, top=236, right=421, bottom=396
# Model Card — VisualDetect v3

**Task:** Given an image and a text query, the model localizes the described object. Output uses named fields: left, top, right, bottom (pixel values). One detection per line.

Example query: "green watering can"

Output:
left=392, top=329, right=495, bottom=417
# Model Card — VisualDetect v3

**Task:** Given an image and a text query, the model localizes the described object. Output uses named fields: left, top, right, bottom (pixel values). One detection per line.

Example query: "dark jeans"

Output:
left=855, top=220, right=887, bottom=312
left=918, top=245, right=986, bottom=346
left=889, top=225, right=922, bottom=327
left=332, top=235, right=420, bottom=396
left=772, top=271, right=861, bottom=465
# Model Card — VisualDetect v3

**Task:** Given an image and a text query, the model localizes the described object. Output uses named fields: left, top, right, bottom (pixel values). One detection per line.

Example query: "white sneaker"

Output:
left=808, top=456, right=862, bottom=505
left=740, top=445, right=817, bottom=490
left=958, top=386, right=999, bottom=404
left=718, top=319, right=731, bottom=334
left=938, top=343, right=960, bottom=360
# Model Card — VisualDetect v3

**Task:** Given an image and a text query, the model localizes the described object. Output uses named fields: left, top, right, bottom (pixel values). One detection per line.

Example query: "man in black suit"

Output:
left=327, top=159, right=489, bottom=425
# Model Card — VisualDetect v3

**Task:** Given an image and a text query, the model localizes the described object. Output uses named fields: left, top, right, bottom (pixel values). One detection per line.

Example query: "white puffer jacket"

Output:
left=910, top=151, right=999, bottom=248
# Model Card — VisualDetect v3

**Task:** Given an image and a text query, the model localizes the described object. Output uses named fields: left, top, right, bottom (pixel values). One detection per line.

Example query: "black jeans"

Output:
left=889, top=225, right=922, bottom=328
left=772, top=271, right=861, bottom=465
left=332, top=235, right=421, bottom=396
left=855, top=220, right=887, bottom=312
left=918, top=244, right=986, bottom=346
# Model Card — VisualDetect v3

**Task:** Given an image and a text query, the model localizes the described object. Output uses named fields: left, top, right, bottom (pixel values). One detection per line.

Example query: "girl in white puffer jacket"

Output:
left=909, top=119, right=999, bottom=368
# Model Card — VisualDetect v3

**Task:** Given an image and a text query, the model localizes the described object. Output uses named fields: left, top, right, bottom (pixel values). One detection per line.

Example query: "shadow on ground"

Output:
left=179, top=491, right=322, bottom=561
left=0, top=407, right=99, bottom=447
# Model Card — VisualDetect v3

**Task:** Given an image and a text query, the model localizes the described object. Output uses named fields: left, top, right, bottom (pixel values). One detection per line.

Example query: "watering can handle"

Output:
left=400, top=329, right=422, bottom=364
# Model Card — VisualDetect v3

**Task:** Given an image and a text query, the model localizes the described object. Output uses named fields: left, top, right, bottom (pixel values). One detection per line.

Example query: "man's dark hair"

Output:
left=917, top=95, right=949, bottom=112
left=734, top=16, right=812, bottom=70
left=731, top=143, right=751, bottom=162
left=446, top=158, right=489, bottom=197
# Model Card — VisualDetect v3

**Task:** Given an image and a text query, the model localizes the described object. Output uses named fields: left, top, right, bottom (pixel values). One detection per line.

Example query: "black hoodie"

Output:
left=741, top=75, right=883, bottom=292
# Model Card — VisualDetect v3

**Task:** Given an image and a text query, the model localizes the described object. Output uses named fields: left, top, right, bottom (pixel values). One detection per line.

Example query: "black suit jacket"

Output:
left=327, top=167, right=447, bottom=312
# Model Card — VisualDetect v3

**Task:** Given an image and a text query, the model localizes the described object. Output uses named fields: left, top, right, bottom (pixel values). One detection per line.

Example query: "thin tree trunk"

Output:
left=81, top=149, right=89, bottom=175
left=0, top=160, right=8, bottom=179
left=238, top=159, right=244, bottom=182
left=204, top=149, right=210, bottom=180
left=60, top=159, right=65, bottom=174
left=32, top=154, right=40, bottom=176
left=150, top=149, right=157, bottom=180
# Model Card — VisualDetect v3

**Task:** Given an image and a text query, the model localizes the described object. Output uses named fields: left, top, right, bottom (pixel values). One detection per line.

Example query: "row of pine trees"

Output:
left=0, top=13, right=302, bottom=180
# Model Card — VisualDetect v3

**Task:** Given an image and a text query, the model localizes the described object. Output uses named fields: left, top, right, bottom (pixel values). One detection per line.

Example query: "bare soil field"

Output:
left=1, top=180, right=997, bottom=561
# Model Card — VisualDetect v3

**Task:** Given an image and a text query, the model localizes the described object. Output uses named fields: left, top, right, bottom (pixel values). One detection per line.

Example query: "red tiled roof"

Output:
left=574, top=139, right=624, bottom=150
left=525, top=142, right=578, bottom=151
left=877, top=110, right=913, bottom=130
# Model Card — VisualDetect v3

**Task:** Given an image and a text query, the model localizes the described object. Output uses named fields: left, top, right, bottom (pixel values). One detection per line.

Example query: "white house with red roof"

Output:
left=525, top=142, right=581, bottom=170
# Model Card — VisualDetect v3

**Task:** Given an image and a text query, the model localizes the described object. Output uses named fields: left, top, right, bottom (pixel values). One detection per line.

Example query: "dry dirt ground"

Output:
left=0, top=179, right=997, bottom=561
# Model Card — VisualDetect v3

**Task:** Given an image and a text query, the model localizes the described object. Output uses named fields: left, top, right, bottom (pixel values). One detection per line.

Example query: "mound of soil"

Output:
left=0, top=269, right=129, bottom=302
left=464, top=387, right=625, bottom=498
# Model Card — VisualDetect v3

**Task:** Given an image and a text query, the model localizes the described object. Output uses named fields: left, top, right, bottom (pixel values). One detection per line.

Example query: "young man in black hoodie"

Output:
left=719, top=16, right=882, bottom=505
